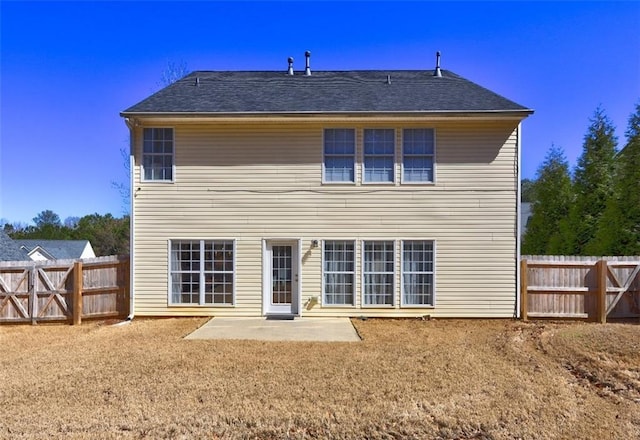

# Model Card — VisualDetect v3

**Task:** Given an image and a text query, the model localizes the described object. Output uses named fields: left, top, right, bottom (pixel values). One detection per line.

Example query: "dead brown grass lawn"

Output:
left=1, top=318, right=639, bottom=439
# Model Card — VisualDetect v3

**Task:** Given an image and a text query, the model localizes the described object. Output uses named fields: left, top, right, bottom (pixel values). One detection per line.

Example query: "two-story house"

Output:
left=121, top=52, right=533, bottom=319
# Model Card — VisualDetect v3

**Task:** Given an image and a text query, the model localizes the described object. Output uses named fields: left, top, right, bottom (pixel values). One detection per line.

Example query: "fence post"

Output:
left=73, top=261, right=83, bottom=325
left=520, top=259, right=528, bottom=321
left=30, top=265, right=37, bottom=325
left=596, top=259, right=607, bottom=324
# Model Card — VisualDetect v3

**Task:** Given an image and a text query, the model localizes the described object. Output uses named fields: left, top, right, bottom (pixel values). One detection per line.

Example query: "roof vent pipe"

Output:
left=287, top=57, right=294, bottom=75
left=434, top=51, right=442, bottom=77
left=195, top=77, right=200, bottom=86
left=386, top=75, right=391, bottom=85
left=304, top=51, right=311, bottom=76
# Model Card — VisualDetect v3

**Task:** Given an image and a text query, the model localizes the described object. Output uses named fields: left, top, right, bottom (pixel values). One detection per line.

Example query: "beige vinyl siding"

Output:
left=131, top=120, right=519, bottom=318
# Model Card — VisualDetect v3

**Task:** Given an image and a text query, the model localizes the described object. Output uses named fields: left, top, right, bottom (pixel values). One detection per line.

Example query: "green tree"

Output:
left=64, top=216, right=80, bottom=229
left=73, top=213, right=130, bottom=256
left=564, top=107, right=618, bottom=255
left=522, top=145, right=573, bottom=254
left=592, top=103, right=640, bottom=255
left=33, top=210, right=61, bottom=228
left=26, top=210, right=70, bottom=240
left=9, top=211, right=129, bottom=256
left=521, top=178, right=535, bottom=203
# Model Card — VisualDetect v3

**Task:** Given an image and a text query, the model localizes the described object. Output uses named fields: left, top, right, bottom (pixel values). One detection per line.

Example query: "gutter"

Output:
left=120, top=109, right=535, bottom=119
left=515, top=123, right=522, bottom=319
left=124, top=118, right=136, bottom=321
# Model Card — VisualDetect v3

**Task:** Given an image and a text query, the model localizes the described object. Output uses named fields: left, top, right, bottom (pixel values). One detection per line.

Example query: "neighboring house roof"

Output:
left=14, top=240, right=95, bottom=260
left=0, top=231, right=30, bottom=261
left=121, top=69, right=533, bottom=116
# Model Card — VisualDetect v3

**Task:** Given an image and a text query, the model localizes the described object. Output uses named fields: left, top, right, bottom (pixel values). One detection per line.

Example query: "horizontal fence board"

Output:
left=527, top=286, right=591, bottom=293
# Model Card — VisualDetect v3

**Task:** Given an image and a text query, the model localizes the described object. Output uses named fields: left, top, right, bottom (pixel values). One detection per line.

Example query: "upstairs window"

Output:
left=363, top=129, right=395, bottom=183
left=143, top=128, right=174, bottom=181
left=323, top=129, right=355, bottom=183
left=402, top=129, right=434, bottom=183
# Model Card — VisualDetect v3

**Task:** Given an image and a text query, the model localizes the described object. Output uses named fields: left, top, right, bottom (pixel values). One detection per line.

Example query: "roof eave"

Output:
left=121, top=109, right=534, bottom=120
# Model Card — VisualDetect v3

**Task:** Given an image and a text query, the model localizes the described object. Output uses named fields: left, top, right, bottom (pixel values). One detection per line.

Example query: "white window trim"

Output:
left=400, top=239, right=436, bottom=308
left=322, top=128, right=356, bottom=185
left=362, top=128, right=396, bottom=185
left=321, top=239, right=357, bottom=308
left=361, top=240, right=395, bottom=308
left=141, top=127, right=176, bottom=183
left=167, top=239, right=236, bottom=307
left=400, top=128, right=437, bottom=185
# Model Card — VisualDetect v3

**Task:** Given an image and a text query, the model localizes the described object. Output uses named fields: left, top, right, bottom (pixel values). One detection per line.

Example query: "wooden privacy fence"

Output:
left=0, top=255, right=129, bottom=325
left=521, top=256, right=640, bottom=322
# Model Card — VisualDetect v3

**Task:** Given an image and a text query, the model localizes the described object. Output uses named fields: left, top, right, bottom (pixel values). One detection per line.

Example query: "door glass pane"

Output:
left=272, top=246, right=292, bottom=304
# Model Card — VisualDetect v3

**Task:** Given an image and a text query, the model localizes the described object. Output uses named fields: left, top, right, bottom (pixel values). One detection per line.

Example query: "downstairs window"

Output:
left=323, top=240, right=356, bottom=306
left=401, top=240, right=434, bottom=306
left=170, top=240, right=234, bottom=305
left=362, top=241, right=395, bottom=306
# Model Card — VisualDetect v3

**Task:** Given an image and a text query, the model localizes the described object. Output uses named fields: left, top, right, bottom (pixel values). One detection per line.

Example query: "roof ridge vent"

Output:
left=304, top=51, right=311, bottom=76
left=434, top=51, right=442, bottom=77
left=287, top=57, right=294, bottom=75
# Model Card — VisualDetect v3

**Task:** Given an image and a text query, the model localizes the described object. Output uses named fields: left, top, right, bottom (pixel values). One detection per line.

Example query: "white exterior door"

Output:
left=263, top=240, right=300, bottom=316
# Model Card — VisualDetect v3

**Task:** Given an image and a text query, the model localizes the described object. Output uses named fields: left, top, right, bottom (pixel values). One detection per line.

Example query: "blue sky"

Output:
left=1, top=1, right=639, bottom=224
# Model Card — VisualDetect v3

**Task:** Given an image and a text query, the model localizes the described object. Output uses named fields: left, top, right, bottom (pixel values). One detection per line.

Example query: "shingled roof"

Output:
left=121, top=69, right=532, bottom=116
left=0, top=231, right=29, bottom=261
left=14, top=240, right=93, bottom=260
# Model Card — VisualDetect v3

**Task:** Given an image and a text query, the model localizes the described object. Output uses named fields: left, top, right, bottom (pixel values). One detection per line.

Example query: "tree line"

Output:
left=3, top=211, right=129, bottom=256
left=522, top=103, right=640, bottom=256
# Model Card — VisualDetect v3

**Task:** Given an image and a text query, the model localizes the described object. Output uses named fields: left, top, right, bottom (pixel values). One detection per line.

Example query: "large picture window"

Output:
left=143, top=128, right=174, bottom=181
left=363, top=241, right=394, bottom=306
left=323, top=129, right=355, bottom=183
left=402, top=240, right=434, bottom=306
left=323, top=240, right=355, bottom=306
left=402, top=129, right=434, bottom=183
left=170, top=240, right=234, bottom=305
left=363, top=129, right=395, bottom=183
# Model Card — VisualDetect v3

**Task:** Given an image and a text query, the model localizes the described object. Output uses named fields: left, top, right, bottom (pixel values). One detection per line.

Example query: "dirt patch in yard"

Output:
left=1, top=318, right=639, bottom=439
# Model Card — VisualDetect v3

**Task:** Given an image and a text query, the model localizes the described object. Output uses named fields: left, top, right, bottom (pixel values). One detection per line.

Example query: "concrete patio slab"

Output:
left=184, top=317, right=361, bottom=342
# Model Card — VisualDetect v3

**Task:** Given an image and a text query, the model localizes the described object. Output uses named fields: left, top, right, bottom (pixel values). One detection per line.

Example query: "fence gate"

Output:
left=0, top=267, right=32, bottom=322
left=33, top=263, right=74, bottom=322
left=605, top=261, right=640, bottom=317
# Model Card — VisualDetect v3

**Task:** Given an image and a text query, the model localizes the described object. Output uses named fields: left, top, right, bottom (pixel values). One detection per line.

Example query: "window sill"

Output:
left=400, top=304, right=435, bottom=309
left=400, top=181, right=436, bottom=186
left=360, top=304, right=396, bottom=308
left=321, top=181, right=356, bottom=185
left=321, top=304, right=357, bottom=308
left=361, top=181, right=396, bottom=185
left=167, top=303, right=235, bottom=308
